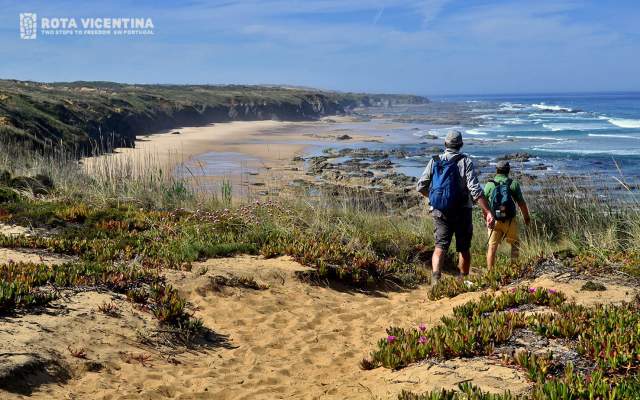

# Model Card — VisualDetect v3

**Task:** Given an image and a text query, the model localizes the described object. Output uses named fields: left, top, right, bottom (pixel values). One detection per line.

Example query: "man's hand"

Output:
left=476, top=195, right=494, bottom=227
left=486, top=212, right=495, bottom=228
left=518, top=201, right=531, bottom=226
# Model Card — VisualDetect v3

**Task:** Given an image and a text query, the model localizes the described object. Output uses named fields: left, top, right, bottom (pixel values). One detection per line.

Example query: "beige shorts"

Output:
left=488, top=219, right=519, bottom=246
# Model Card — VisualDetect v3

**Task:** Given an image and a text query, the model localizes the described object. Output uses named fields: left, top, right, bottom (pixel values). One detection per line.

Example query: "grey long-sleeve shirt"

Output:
left=416, top=148, right=483, bottom=208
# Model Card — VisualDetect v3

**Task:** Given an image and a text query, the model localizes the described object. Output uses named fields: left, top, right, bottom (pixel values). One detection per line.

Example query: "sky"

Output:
left=0, top=0, right=639, bottom=95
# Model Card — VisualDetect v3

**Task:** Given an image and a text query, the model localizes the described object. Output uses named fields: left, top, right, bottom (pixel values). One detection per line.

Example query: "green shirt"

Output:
left=483, top=174, right=525, bottom=205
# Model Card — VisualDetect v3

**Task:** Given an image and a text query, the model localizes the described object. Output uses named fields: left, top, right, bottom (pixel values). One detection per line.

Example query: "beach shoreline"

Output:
left=81, top=116, right=387, bottom=199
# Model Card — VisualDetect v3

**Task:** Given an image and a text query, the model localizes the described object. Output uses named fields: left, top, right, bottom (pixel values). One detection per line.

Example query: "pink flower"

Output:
left=528, top=287, right=536, bottom=293
left=548, top=289, right=557, bottom=294
left=418, top=336, right=427, bottom=344
left=387, top=335, right=397, bottom=343
left=419, top=323, right=426, bottom=332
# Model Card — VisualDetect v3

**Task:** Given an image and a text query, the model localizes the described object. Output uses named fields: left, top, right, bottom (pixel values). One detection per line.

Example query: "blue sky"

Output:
left=1, top=0, right=639, bottom=95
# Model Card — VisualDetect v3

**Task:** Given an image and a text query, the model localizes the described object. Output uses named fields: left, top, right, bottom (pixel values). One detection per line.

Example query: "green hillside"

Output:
left=0, top=80, right=428, bottom=155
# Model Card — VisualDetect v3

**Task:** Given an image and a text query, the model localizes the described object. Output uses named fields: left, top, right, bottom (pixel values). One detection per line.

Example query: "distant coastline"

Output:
left=0, top=79, right=428, bottom=157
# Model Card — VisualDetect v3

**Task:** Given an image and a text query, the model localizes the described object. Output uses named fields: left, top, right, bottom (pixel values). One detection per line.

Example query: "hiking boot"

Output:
left=431, top=271, right=441, bottom=287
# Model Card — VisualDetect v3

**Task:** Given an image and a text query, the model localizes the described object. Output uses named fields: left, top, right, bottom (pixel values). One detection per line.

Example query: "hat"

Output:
left=496, top=160, right=511, bottom=172
left=444, top=130, right=463, bottom=148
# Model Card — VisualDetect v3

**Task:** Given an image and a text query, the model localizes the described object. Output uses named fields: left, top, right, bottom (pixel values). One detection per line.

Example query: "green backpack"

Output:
left=489, top=179, right=517, bottom=221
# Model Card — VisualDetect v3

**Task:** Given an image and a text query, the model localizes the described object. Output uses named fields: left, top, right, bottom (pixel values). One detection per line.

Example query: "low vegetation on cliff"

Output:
left=0, top=79, right=428, bottom=154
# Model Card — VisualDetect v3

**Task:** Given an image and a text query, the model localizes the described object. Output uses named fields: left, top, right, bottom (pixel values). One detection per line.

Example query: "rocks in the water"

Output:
left=496, top=152, right=532, bottom=162
left=292, top=155, right=304, bottom=162
left=371, top=159, right=393, bottom=170
left=531, top=163, right=548, bottom=171
left=307, top=157, right=331, bottom=175
left=336, top=134, right=352, bottom=141
left=170, top=131, right=181, bottom=135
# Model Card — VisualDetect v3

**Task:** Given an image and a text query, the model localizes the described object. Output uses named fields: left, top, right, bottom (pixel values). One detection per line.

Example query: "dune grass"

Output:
left=1, top=138, right=639, bottom=354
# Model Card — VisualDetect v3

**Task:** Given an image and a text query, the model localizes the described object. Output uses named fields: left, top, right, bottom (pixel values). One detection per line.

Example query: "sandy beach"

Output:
left=80, top=117, right=384, bottom=199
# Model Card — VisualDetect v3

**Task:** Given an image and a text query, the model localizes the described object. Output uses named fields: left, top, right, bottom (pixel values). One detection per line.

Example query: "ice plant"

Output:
left=419, top=323, right=426, bottom=332
left=387, top=335, right=396, bottom=343
left=418, top=336, right=427, bottom=345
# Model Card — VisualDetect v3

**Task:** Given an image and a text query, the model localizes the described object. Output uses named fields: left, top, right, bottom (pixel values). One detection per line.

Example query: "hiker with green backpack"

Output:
left=484, top=160, right=531, bottom=269
left=416, top=131, right=495, bottom=287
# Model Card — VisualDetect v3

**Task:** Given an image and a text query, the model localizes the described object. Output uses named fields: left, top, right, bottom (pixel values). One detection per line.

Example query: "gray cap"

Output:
left=496, top=160, right=511, bottom=171
left=444, top=130, right=463, bottom=148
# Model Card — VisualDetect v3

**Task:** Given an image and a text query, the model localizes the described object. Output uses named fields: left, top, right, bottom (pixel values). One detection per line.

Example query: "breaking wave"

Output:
left=606, top=118, right=640, bottom=128
left=532, top=103, right=574, bottom=112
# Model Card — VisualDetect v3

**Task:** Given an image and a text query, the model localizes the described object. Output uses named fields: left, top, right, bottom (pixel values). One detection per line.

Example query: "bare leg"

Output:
left=487, top=243, right=498, bottom=269
left=511, top=242, right=520, bottom=263
left=458, top=250, right=471, bottom=276
left=432, top=247, right=445, bottom=273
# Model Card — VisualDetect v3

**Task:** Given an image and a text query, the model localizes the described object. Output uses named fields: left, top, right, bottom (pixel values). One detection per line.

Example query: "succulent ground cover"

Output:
left=363, top=287, right=640, bottom=399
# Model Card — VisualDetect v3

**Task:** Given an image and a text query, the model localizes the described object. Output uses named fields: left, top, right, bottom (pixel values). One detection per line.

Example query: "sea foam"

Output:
left=532, top=103, right=574, bottom=112
left=606, top=118, right=640, bottom=129
left=588, top=133, right=639, bottom=139
left=543, top=123, right=608, bottom=132
left=465, top=129, right=488, bottom=135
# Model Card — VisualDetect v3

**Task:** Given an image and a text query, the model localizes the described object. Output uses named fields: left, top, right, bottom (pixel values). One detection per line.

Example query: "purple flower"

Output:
left=529, top=287, right=537, bottom=293
left=418, top=336, right=427, bottom=344
left=419, top=323, right=426, bottom=332
left=387, top=335, right=396, bottom=343
left=548, top=289, right=557, bottom=294
left=506, top=307, right=518, bottom=313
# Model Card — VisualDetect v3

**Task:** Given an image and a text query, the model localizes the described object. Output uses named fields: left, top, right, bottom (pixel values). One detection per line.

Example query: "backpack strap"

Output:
left=504, top=178, right=513, bottom=194
left=449, top=154, right=465, bottom=164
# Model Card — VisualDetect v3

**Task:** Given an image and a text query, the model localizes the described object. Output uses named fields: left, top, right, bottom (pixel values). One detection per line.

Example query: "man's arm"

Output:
left=512, top=180, right=530, bottom=225
left=416, top=159, right=434, bottom=197
left=518, top=201, right=531, bottom=225
left=463, top=158, right=494, bottom=225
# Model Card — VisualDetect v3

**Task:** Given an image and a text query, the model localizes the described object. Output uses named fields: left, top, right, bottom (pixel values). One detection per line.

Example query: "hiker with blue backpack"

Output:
left=484, top=160, right=531, bottom=269
left=416, top=131, right=494, bottom=286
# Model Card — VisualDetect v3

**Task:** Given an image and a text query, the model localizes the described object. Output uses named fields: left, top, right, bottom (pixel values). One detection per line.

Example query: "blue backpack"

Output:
left=428, top=154, right=466, bottom=212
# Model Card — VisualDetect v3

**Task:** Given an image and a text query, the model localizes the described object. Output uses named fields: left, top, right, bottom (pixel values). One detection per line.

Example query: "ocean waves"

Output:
left=588, top=133, right=640, bottom=139
left=542, top=122, right=609, bottom=132
left=606, top=118, right=640, bottom=128
left=532, top=103, right=574, bottom=112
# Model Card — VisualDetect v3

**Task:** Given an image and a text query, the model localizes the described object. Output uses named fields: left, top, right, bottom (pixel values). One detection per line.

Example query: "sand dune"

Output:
left=1, top=254, right=633, bottom=399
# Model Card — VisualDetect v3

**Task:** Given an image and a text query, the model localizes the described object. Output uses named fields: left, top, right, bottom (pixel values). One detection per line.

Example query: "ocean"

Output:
left=179, top=92, right=640, bottom=194
left=329, top=92, right=640, bottom=183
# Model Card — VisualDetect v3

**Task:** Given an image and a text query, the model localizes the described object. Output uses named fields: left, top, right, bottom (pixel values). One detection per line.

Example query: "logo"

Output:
left=19, top=13, right=37, bottom=39
left=18, top=13, right=154, bottom=39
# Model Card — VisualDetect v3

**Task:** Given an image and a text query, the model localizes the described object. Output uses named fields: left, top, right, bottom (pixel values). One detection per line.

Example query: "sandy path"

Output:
left=0, top=233, right=635, bottom=400
left=27, top=256, right=485, bottom=400
left=3, top=255, right=629, bottom=400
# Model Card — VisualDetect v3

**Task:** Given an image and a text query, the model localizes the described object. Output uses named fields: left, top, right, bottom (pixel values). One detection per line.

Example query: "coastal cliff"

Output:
left=0, top=80, right=429, bottom=155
